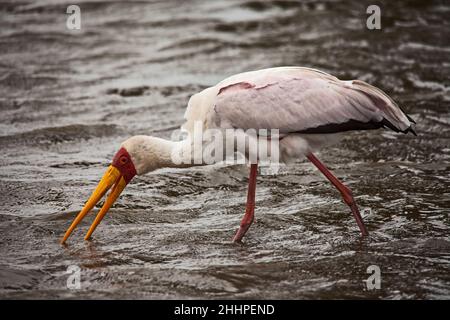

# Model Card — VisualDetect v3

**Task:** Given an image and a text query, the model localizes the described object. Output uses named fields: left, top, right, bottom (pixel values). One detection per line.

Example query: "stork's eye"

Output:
left=119, top=156, right=128, bottom=164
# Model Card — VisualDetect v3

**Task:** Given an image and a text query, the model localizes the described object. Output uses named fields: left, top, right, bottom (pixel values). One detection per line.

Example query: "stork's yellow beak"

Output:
left=60, top=165, right=127, bottom=244
left=61, top=147, right=136, bottom=244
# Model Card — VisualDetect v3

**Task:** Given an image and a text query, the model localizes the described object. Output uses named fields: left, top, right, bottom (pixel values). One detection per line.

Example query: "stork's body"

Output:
left=61, top=67, right=416, bottom=244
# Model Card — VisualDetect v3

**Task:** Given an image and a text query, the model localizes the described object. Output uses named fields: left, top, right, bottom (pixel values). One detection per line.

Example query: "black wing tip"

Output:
left=295, top=119, right=419, bottom=136
left=398, top=105, right=416, bottom=124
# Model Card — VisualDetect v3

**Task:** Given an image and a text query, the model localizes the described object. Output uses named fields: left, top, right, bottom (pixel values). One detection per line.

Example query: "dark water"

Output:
left=0, top=0, right=449, bottom=299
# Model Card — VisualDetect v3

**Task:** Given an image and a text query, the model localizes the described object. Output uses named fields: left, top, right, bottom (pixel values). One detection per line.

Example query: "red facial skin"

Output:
left=111, top=147, right=137, bottom=184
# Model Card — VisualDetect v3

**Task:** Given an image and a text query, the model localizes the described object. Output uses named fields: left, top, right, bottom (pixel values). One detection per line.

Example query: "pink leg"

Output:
left=306, top=153, right=368, bottom=236
left=233, top=164, right=258, bottom=243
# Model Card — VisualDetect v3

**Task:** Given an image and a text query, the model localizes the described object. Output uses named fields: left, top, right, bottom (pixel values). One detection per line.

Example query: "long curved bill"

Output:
left=61, top=165, right=127, bottom=244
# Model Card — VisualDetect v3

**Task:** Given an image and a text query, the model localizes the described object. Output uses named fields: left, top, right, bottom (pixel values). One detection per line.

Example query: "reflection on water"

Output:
left=0, top=0, right=449, bottom=299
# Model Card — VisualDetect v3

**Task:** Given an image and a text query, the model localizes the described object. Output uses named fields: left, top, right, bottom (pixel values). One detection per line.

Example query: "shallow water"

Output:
left=0, top=0, right=449, bottom=299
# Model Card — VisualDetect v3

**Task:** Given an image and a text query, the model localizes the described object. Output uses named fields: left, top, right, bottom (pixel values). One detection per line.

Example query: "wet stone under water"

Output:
left=0, top=0, right=449, bottom=299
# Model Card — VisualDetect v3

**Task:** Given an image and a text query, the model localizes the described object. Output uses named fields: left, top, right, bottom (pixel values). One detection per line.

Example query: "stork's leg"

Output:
left=233, top=163, right=258, bottom=243
left=306, top=153, right=368, bottom=236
